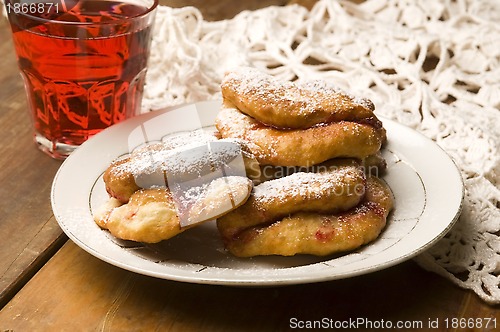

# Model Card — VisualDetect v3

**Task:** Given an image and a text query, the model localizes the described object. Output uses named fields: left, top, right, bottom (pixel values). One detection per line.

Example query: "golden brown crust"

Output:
left=221, top=67, right=376, bottom=129
left=219, top=176, right=393, bottom=257
left=215, top=103, right=386, bottom=166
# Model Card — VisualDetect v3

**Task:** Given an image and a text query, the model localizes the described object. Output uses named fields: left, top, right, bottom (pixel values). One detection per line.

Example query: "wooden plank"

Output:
left=0, top=18, right=67, bottom=308
left=2, top=241, right=497, bottom=331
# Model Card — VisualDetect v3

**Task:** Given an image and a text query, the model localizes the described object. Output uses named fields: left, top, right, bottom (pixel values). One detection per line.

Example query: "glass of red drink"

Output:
left=5, top=0, right=159, bottom=159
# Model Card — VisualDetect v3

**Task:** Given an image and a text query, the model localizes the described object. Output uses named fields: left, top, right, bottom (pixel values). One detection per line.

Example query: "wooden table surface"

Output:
left=0, top=1, right=498, bottom=331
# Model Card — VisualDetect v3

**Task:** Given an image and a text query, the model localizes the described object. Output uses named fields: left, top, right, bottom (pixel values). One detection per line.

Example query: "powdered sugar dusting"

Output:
left=298, top=79, right=375, bottom=111
left=253, top=166, right=362, bottom=205
left=112, top=131, right=247, bottom=182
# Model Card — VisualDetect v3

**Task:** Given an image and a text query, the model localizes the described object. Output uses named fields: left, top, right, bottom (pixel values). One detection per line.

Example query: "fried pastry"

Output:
left=219, top=176, right=393, bottom=257
left=97, top=188, right=183, bottom=243
left=221, top=67, right=376, bottom=129
left=215, top=102, right=386, bottom=166
left=217, top=164, right=366, bottom=241
left=104, top=132, right=260, bottom=203
left=95, top=176, right=252, bottom=243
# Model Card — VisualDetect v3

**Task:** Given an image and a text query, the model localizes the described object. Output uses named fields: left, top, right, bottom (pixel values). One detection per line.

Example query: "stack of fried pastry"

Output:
left=216, top=67, right=387, bottom=166
left=93, top=67, right=393, bottom=259
left=215, top=67, right=393, bottom=257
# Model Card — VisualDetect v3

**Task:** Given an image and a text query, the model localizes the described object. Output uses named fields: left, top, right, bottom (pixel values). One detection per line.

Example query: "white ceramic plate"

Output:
left=51, top=100, right=464, bottom=286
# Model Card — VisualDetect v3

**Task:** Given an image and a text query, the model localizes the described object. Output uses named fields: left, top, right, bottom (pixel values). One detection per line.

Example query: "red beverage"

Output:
left=6, top=0, right=158, bottom=158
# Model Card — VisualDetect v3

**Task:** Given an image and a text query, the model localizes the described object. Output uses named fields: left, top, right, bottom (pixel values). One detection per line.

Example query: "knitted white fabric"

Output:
left=143, top=0, right=500, bottom=304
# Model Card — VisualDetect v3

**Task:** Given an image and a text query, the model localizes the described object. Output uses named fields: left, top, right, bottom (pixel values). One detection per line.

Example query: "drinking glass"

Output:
left=5, top=0, right=159, bottom=159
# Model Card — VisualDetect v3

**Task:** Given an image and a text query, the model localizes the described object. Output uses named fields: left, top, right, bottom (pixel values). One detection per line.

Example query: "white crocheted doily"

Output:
left=143, top=0, right=500, bottom=304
